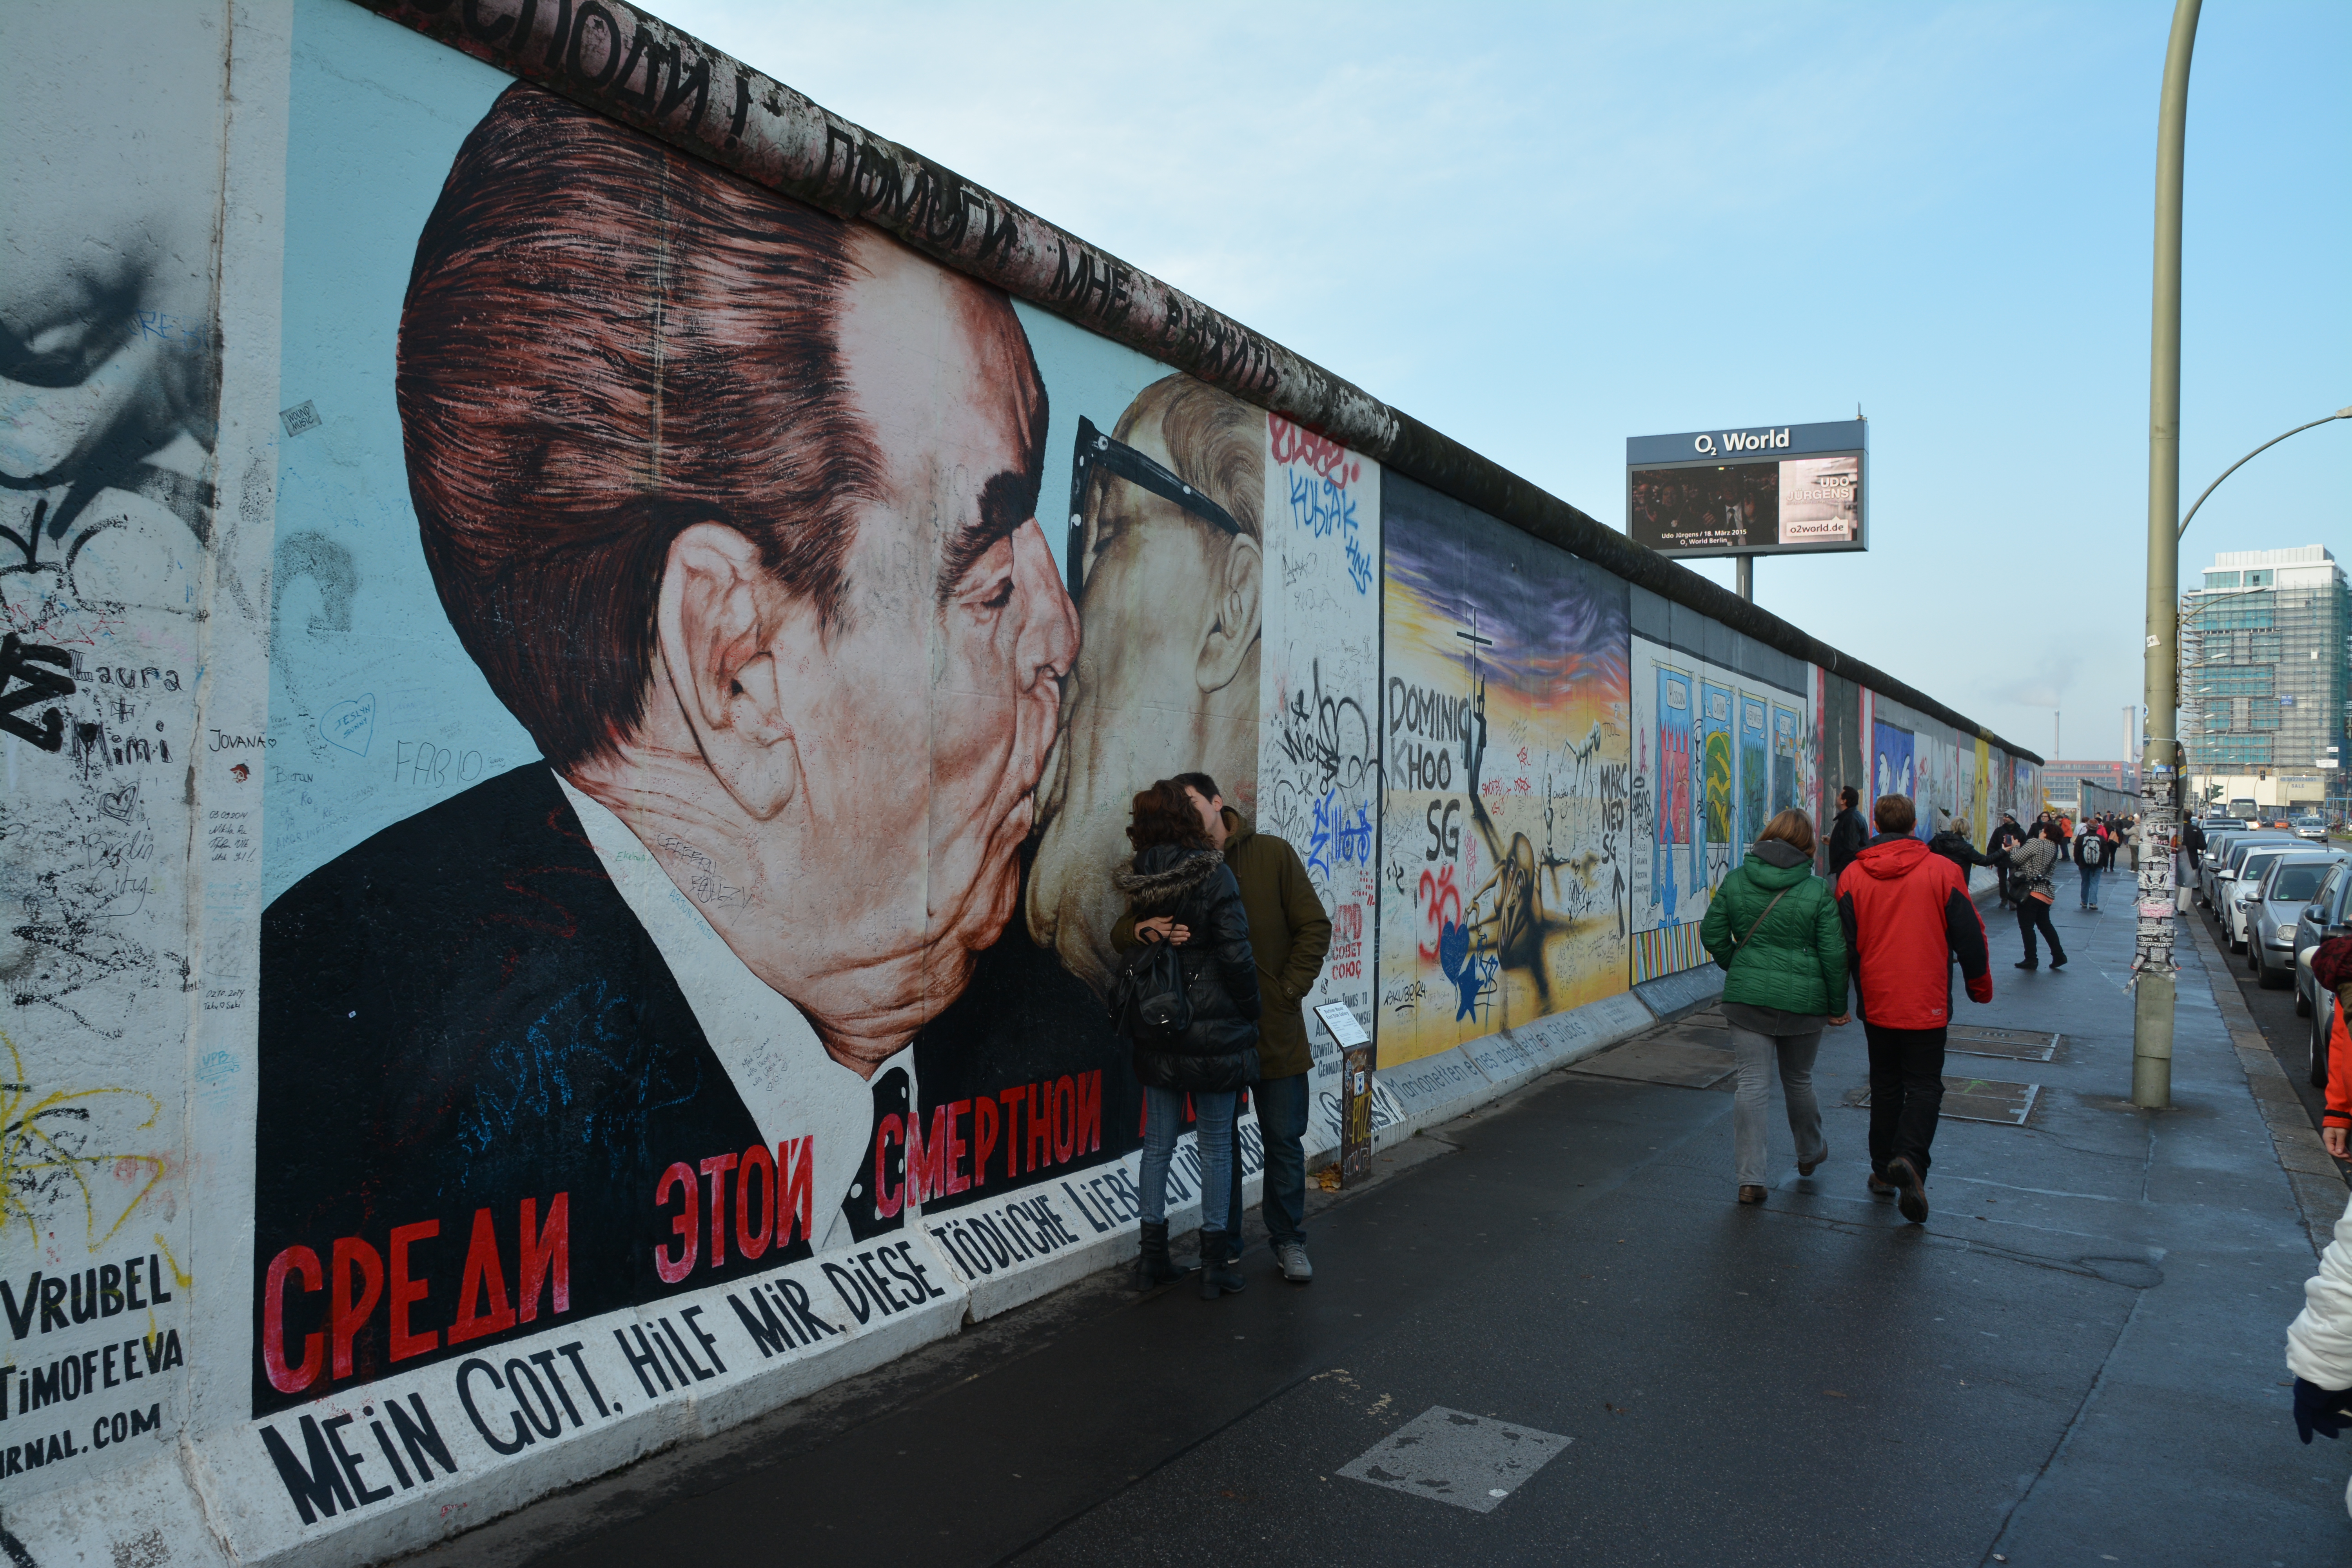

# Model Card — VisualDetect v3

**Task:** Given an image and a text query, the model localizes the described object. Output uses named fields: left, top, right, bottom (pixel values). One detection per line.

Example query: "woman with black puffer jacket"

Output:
left=1111, top=779, right=1262, bottom=1299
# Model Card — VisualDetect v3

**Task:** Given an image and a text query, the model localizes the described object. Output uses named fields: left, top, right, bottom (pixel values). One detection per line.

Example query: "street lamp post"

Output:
left=2133, top=0, right=2199, bottom=1111
left=2175, top=407, right=2352, bottom=541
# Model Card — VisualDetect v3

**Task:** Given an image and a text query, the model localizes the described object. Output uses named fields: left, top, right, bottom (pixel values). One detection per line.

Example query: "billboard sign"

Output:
left=1625, top=419, right=1867, bottom=558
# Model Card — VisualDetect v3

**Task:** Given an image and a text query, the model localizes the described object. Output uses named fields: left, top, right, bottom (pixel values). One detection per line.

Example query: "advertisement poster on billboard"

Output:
left=1624, top=421, right=1868, bottom=558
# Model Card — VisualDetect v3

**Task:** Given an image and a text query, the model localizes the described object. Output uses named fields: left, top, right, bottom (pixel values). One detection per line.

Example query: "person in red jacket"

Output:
left=2312, top=936, right=2352, bottom=1157
left=1836, top=793, right=1995, bottom=1223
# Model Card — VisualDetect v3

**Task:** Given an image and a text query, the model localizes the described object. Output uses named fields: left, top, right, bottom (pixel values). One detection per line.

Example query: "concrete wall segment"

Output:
left=0, top=3, right=2046, bottom=1561
left=346, top=0, right=1398, bottom=462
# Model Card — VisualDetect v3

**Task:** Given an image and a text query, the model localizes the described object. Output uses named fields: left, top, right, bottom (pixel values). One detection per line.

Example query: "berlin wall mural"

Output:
left=1377, top=480, right=1630, bottom=1062
left=1627, top=635, right=1813, bottom=984
left=0, top=0, right=2036, bottom=1557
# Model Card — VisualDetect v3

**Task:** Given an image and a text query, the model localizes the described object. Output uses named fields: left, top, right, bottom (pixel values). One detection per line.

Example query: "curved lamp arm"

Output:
left=2178, top=406, right=2352, bottom=539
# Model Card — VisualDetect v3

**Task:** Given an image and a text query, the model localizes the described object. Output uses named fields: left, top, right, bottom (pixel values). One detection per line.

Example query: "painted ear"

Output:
left=1196, top=530, right=1261, bottom=694
left=656, top=521, right=808, bottom=820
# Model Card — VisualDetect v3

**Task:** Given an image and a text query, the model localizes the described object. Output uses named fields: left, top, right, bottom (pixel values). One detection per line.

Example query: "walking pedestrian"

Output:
left=1701, top=808, right=1847, bottom=1206
left=1827, top=785, right=1869, bottom=876
left=1929, top=809, right=1994, bottom=886
left=1116, top=773, right=1330, bottom=1285
left=2184, top=814, right=2207, bottom=871
left=2285, top=1181, right=2352, bottom=1519
left=1110, top=779, right=1261, bottom=1299
left=1987, top=812, right=2025, bottom=906
left=1835, top=793, right=1994, bottom=1224
left=2073, top=820, right=2108, bottom=911
left=1999, top=823, right=2069, bottom=969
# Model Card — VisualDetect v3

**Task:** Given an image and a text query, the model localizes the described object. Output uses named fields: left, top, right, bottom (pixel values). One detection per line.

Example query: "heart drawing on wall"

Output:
left=321, top=693, right=375, bottom=757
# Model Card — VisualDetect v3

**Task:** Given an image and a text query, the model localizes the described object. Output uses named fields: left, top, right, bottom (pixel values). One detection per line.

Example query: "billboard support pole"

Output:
left=2134, top=0, right=2200, bottom=1111
left=1735, top=555, right=1753, bottom=603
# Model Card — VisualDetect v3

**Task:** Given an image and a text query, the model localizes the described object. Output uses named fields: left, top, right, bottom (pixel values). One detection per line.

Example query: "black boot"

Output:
left=1198, top=1229, right=1245, bottom=1299
left=1136, top=1221, right=1185, bottom=1288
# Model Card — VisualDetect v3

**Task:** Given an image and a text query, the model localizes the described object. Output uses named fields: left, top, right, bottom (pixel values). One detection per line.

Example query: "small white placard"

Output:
left=1315, top=1001, right=1370, bottom=1048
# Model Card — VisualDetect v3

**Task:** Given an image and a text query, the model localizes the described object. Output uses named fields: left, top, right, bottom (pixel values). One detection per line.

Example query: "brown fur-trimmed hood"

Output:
left=1111, top=847, right=1224, bottom=907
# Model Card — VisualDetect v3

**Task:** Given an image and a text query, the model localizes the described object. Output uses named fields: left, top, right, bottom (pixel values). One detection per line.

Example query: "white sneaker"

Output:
left=1274, top=1241, right=1313, bottom=1284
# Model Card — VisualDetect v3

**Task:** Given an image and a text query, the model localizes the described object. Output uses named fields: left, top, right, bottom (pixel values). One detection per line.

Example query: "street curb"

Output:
left=2182, top=908, right=2346, bottom=1258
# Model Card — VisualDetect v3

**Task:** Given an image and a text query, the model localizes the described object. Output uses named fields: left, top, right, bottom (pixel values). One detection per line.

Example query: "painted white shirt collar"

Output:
left=554, top=770, right=908, bottom=1253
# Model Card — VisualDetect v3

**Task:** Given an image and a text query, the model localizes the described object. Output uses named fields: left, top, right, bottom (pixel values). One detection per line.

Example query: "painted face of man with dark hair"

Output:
left=571, top=230, right=1078, bottom=1074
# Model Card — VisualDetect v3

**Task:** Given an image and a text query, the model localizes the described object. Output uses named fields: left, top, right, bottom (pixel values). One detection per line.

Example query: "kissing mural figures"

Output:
left=254, top=86, right=1080, bottom=1410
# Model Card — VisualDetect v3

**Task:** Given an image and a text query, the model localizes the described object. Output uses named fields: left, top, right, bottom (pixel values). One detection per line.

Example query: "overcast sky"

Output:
left=654, top=0, right=2348, bottom=762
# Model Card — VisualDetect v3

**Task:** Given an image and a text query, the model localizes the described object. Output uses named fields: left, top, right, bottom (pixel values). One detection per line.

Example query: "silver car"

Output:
left=2294, top=861, right=2352, bottom=1018
left=2209, top=832, right=2297, bottom=913
left=2197, top=829, right=2257, bottom=904
left=2296, top=815, right=2330, bottom=842
left=2225, top=846, right=2297, bottom=950
left=2248, top=852, right=2347, bottom=987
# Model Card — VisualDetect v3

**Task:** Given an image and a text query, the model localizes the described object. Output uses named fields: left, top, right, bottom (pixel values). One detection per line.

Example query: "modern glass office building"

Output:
left=2180, top=546, right=2352, bottom=814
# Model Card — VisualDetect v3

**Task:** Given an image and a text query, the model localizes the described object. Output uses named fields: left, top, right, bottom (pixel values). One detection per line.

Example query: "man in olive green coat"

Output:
left=1699, top=816, right=1849, bottom=1205
left=1114, top=772, right=1331, bottom=1281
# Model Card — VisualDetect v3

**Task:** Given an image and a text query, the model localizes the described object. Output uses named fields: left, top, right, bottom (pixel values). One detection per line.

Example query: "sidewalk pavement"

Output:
left=417, top=887, right=2352, bottom=1568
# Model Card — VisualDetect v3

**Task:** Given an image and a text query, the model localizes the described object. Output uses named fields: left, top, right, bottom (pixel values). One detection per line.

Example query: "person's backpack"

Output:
left=1107, top=937, right=1193, bottom=1043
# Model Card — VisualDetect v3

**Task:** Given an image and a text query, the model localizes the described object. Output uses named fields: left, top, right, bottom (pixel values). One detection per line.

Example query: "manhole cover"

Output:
left=1855, top=1077, right=2040, bottom=1125
left=1946, top=1025, right=2059, bottom=1063
left=1336, top=1406, right=1572, bottom=1513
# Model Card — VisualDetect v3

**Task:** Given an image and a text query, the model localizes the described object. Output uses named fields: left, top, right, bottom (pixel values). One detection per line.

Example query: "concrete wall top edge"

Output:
left=349, top=0, right=2042, bottom=770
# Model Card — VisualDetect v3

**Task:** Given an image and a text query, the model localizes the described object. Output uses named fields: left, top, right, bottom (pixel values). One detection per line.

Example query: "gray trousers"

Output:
left=1727, top=1024, right=1827, bottom=1186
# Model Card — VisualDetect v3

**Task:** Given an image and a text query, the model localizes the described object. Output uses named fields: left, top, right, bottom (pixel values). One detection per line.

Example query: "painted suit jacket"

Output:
left=251, top=764, right=809, bottom=1416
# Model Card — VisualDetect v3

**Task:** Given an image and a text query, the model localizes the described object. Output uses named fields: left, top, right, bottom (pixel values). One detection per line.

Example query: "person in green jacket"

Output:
left=1700, top=807, right=1849, bottom=1206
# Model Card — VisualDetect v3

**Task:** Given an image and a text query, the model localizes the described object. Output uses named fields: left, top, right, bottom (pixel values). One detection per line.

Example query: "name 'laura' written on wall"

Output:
left=1, top=1253, right=181, bottom=1483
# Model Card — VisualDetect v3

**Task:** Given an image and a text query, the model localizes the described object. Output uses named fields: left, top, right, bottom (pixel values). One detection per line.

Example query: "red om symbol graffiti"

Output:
left=1416, top=864, right=1462, bottom=961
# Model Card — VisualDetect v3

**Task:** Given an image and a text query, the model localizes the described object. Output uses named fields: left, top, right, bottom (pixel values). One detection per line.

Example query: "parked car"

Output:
left=2295, top=814, right=2330, bottom=841
left=2205, top=830, right=2296, bottom=909
left=2294, top=861, right=2352, bottom=1018
left=2248, top=852, right=2347, bottom=987
left=2224, top=846, right=2298, bottom=950
left=2314, top=985, right=2336, bottom=1093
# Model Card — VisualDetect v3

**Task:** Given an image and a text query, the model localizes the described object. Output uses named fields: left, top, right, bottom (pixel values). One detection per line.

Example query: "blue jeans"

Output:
left=1139, top=1086, right=1238, bottom=1229
left=1225, top=1073, right=1310, bottom=1245
left=2080, top=864, right=2102, bottom=907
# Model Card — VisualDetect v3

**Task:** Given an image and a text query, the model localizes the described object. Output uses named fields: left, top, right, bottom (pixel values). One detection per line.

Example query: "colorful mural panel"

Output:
left=1627, top=637, right=1811, bottom=982
left=1377, top=482, right=1630, bottom=1062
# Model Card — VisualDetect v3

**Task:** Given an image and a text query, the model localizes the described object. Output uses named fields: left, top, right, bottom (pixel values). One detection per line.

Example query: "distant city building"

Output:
left=2042, top=760, right=2138, bottom=814
left=2180, top=545, right=2351, bottom=814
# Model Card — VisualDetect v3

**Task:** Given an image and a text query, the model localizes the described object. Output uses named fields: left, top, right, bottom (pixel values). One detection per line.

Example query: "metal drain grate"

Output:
left=1946, top=1025, right=2060, bottom=1063
left=1854, top=1076, right=2040, bottom=1125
